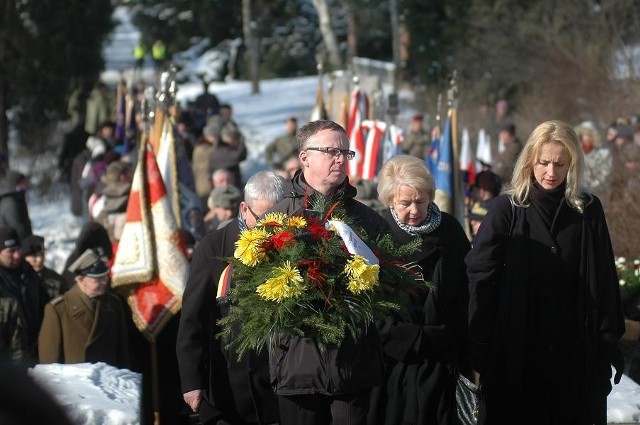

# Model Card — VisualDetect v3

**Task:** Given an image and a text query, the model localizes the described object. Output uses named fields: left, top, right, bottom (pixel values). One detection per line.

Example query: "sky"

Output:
left=22, top=6, right=640, bottom=425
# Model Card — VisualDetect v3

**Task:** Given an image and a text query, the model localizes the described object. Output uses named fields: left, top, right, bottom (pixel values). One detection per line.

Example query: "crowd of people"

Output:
left=0, top=82, right=639, bottom=425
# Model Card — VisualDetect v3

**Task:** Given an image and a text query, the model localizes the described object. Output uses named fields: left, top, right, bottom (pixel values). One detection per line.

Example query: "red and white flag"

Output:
left=459, top=127, right=476, bottom=186
left=360, top=120, right=387, bottom=180
left=346, top=88, right=369, bottom=178
left=111, top=140, right=189, bottom=340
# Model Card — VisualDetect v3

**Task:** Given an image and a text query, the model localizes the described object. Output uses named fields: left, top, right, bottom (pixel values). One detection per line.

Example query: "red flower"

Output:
left=269, top=231, right=295, bottom=249
left=299, top=259, right=327, bottom=283
left=308, top=224, right=331, bottom=241
left=261, top=221, right=283, bottom=228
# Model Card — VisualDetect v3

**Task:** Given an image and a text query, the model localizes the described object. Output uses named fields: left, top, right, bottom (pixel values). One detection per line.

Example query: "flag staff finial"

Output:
left=156, top=64, right=178, bottom=111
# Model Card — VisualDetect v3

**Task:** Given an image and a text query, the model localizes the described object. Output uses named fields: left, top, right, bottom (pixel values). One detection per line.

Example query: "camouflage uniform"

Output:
left=402, top=128, right=431, bottom=159
left=0, top=291, right=28, bottom=364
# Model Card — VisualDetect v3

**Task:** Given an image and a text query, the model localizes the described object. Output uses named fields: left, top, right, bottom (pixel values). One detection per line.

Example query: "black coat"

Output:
left=0, top=170, right=32, bottom=240
left=466, top=193, right=624, bottom=425
left=267, top=171, right=390, bottom=396
left=368, top=209, right=471, bottom=425
left=176, top=219, right=279, bottom=425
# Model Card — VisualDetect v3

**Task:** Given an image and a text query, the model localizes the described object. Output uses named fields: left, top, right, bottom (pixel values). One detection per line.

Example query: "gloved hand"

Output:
left=604, top=343, right=624, bottom=384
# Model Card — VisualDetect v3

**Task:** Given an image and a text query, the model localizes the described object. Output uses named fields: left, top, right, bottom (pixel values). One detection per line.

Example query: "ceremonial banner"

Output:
left=460, top=127, right=476, bottom=186
left=309, top=77, right=328, bottom=121
left=383, top=124, right=403, bottom=164
left=346, top=88, right=369, bottom=178
left=111, top=141, right=189, bottom=339
left=360, top=120, right=387, bottom=180
left=476, top=128, right=492, bottom=170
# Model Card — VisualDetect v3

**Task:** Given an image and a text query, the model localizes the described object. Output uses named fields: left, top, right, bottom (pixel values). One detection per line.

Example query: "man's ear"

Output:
left=299, top=150, right=308, bottom=167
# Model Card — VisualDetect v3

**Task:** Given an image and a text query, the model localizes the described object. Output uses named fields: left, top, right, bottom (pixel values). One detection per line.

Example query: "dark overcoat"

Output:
left=466, top=193, right=624, bottom=425
left=368, top=209, right=471, bottom=425
left=267, top=171, right=389, bottom=396
left=176, top=219, right=279, bottom=425
left=38, top=284, right=130, bottom=369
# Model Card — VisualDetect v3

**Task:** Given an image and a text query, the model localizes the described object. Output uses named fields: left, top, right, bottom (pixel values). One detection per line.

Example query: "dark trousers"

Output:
left=278, top=391, right=369, bottom=425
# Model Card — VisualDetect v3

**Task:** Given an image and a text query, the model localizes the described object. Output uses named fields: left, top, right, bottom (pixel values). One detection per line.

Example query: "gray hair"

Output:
left=244, top=171, right=286, bottom=206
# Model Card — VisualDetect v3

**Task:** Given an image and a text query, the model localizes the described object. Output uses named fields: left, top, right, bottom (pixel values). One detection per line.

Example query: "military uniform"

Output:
left=402, top=128, right=431, bottom=159
left=264, top=134, right=298, bottom=170
left=38, top=250, right=129, bottom=369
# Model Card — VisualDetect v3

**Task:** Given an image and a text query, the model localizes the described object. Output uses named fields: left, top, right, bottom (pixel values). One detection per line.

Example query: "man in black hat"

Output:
left=38, top=249, right=129, bottom=369
left=0, top=227, right=49, bottom=364
left=21, top=234, right=69, bottom=299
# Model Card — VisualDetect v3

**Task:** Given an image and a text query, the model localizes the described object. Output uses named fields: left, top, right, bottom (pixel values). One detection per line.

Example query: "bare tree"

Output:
left=312, top=0, right=343, bottom=71
left=242, top=0, right=260, bottom=94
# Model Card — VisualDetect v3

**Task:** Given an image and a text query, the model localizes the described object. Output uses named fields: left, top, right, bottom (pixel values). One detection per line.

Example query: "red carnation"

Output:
left=308, top=224, right=331, bottom=241
left=299, top=259, right=327, bottom=283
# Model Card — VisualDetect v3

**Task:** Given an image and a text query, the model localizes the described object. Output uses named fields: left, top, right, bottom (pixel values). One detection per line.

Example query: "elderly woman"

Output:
left=466, top=120, right=624, bottom=425
left=368, top=155, right=471, bottom=425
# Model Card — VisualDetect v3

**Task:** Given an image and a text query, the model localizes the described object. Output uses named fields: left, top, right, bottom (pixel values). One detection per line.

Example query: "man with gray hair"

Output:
left=177, top=170, right=285, bottom=425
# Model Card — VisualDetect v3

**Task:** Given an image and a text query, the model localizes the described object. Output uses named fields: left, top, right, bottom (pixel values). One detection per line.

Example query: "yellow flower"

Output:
left=258, top=212, right=288, bottom=226
left=344, top=255, right=379, bottom=294
left=287, top=216, right=307, bottom=228
left=256, top=261, right=304, bottom=302
left=234, top=227, right=269, bottom=266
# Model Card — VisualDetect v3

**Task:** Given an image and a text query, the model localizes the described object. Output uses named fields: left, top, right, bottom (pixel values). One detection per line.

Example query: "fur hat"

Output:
left=208, top=185, right=242, bottom=210
left=0, top=227, right=19, bottom=250
left=68, top=249, right=109, bottom=277
left=474, top=171, right=502, bottom=197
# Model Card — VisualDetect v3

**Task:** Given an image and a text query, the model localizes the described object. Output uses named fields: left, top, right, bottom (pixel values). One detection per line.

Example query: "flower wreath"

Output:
left=218, top=201, right=425, bottom=357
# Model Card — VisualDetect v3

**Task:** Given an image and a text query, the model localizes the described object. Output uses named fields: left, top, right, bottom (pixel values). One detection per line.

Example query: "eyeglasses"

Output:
left=246, top=204, right=261, bottom=221
left=306, top=147, right=356, bottom=160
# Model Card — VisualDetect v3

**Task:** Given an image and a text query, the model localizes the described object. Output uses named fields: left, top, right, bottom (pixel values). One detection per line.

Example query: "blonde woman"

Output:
left=466, top=120, right=624, bottom=424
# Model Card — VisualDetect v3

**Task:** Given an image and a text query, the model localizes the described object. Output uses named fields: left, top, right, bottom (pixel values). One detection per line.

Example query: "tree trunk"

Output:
left=242, top=0, right=260, bottom=94
left=312, top=0, right=343, bottom=71
left=0, top=0, right=9, bottom=163
left=345, top=2, right=357, bottom=66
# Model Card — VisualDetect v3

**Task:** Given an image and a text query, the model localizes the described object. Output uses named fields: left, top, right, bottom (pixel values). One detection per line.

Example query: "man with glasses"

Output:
left=177, top=171, right=286, bottom=425
left=268, top=120, right=390, bottom=425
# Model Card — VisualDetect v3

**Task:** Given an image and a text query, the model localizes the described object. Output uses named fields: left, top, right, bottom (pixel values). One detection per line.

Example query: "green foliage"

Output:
left=0, top=0, right=114, bottom=154
left=218, top=208, right=426, bottom=359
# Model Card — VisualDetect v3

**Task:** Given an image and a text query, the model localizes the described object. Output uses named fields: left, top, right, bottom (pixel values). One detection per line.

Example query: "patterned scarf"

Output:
left=390, top=202, right=442, bottom=236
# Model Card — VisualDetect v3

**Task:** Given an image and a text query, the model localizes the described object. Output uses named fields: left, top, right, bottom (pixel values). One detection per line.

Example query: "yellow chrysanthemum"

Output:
left=234, top=227, right=269, bottom=266
left=287, top=216, right=307, bottom=228
left=258, top=212, right=288, bottom=226
left=344, top=255, right=379, bottom=294
left=256, top=261, right=304, bottom=302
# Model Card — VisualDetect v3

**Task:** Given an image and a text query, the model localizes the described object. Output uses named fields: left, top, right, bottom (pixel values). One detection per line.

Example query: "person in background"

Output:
left=21, top=234, right=69, bottom=299
left=574, top=121, right=611, bottom=208
left=468, top=199, right=491, bottom=242
left=192, top=121, right=221, bottom=208
left=0, top=282, right=28, bottom=365
left=279, top=155, right=301, bottom=180
left=177, top=171, right=285, bottom=425
left=265, top=116, right=299, bottom=172
left=151, top=39, right=167, bottom=70
left=211, top=168, right=236, bottom=190
left=466, top=120, right=624, bottom=424
left=402, top=114, right=431, bottom=159
left=368, top=155, right=471, bottom=425
left=38, top=249, right=129, bottom=369
left=0, top=228, right=49, bottom=364
left=268, top=120, right=389, bottom=425
left=492, top=123, right=522, bottom=186
left=0, top=170, right=32, bottom=239
left=133, top=40, right=147, bottom=72
left=62, top=222, right=113, bottom=286
left=208, top=126, right=247, bottom=188
left=203, top=185, right=242, bottom=233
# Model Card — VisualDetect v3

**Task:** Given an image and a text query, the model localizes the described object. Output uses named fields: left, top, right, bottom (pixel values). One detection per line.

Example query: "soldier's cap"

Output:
left=68, top=249, right=109, bottom=277
left=0, top=227, right=19, bottom=250
left=20, top=234, right=45, bottom=256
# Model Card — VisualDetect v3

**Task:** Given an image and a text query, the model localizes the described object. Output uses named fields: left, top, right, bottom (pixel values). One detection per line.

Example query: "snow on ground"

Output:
left=22, top=5, right=640, bottom=425
left=30, top=363, right=141, bottom=425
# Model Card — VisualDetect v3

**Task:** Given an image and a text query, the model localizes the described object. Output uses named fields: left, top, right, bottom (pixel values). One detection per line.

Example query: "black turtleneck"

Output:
left=530, top=181, right=566, bottom=231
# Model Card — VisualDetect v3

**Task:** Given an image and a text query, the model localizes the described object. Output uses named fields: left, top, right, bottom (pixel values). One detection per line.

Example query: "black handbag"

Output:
left=456, top=373, right=479, bottom=425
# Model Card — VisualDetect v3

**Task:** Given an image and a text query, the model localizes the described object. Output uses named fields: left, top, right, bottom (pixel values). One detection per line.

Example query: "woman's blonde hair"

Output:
left=377, top=155, right=436, bottom=206
left=507, top=120, right=586, bottom=212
